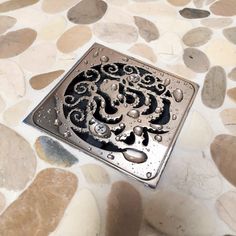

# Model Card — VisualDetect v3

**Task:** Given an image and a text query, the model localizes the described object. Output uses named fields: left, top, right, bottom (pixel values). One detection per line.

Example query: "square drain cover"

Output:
left=24, top=43, right=198, bottom=188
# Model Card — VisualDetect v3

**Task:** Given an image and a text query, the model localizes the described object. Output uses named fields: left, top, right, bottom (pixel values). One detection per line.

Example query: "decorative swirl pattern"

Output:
left=62, top=62, right=171, bottom=152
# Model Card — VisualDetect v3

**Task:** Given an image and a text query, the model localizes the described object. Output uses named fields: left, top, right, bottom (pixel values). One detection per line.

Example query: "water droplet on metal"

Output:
left=117, top=94, right=124, bottom=101
left=54, top=119, right=62, bottom=126
left=119, top=123, right=125, bottom=129
left=127, top=109, right=140, bottom=119
left=163, top=78, right=170, bottom=86
left=145, top=97, right=150, bottom=106
left=172, top=114, right=177, bottom=120
left=122, top=57, right=129, bottom=62
left=93, top=51, right=99, bottom=57
left=88, top=146, right=92, bottom=151
left=173, top=88, right=183, bottom=102
left=155, top=107, right=162, bottom=113
left=84, top=60, right=88, bottom=65
left=137, top=119, right=142, bottom=123
left=154, top=135, right=162, bottom=142
left=107, top=153, right=114, bottom=160
left=133, top=126, right=143, bottom=136
left=63, top=131, right=71, bottom=138
left=47, top=108, right=52, bottom=114
left=146, top=172, right=152, bottom=178
left=111, top=83, right=118, bottom=91
left=150, top=124, right=163, bottom=130
left=100, top=55, right=109, bottom=63
left=122, top=149, right=147, bottom=164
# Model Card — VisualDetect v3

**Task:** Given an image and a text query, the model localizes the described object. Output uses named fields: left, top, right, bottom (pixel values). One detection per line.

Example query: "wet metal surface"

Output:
left=24, top=43, right=199, bottom=188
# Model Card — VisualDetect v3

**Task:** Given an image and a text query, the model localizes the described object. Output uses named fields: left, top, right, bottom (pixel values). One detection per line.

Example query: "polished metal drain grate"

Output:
left=24, top=43, right=198, bottom=187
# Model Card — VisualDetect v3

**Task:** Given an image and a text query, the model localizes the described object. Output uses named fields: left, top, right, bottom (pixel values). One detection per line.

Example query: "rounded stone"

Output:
left=0, top=28, right=37, bottom=58
left=67, top=0, right=107, bottom=24
left=105, top=181, right=142, bottom=236
left=144, top=190, right=215, bottom=236
left=223, top=27, right=236, bottom=45
left=227, top=88, right=236, bottom=103
left=57, top=26, right=92, bottom=53
left=206, top=39, right=236, bottom=67
left=210, top=0, right=236, bottom=16
left=220, top=109, right=236, bottom=135
left=183, top=48, right=210, bottom=73
left=19, top=43, right=57, bottom=73
left=0, top=16, right=16, bottom=34
left=93, top=22, right=138, bottom=44
left=201, top=66, right=226, bottom=109
left=211, top=134, right=236, bottom=187
left=179, top=8, right=210, bottom=19
left=182, top=27, right=212, bottom=47
left=177, top=111, right=214, bottom=150
left=0, top=124, right=36, bottom=190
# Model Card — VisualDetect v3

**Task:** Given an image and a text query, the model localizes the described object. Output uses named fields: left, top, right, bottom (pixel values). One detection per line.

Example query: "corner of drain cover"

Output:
left=24, top=43, right=199, bottom=188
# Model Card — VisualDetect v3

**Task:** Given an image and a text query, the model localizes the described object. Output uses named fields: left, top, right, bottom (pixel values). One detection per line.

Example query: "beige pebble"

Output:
left=0, top=0, right=39, bottom=13
left=0, top=15, right=16, bottom=34
left=220, top=109, right=236, bottom=135
left=0, top=28, right=36, bottom=58
left=156, top=32, right=183, bottom=63
left=227, top=87, right=236, bottom=103
left=144, top=190, right=215, bottom=236
left=0, top=60, right=25, bottom=102
left=134, top=16, right=159, bottom=42
left=30, top=70, right=64, bottom=90
left=67, top=0, right=107, bottom=24
left=210, top=0, right=236, bottom=16
left=52, top=189, right=100, bottom=236
left=39, top=16, right=67, bottom=40
left=42, top=0, right=78, bottom=13
left=211, top=134, right=236, bottom=187
left=93, top=22, right=138, bottom=44
left=155, top=18, right=193, bottom=37
left=167, top=0, right=191, bottom=6
left=0, top=168, right=78, bottom=236
left=193, top=0, right=205, bottom=7
left=19, top=43, right=57, bottom=73
left=183, top=47, right=210, bottom=73
left=81, top=164, right=110, bottom=184
left=129, top=43, right=157, bottom=63
left=201, top=66, right=226, bottom=108
left=3, top=100, right=31, bottom=127
left=105, top=0, right=128, bottom=6
left=228, top=67, right=236, bottom=81
left=206, top=39, right=236, bottom=67
left=216, top=191, right=236, bottom=232
left=177, top=111, right=214, bottom=149
left=127, top=2, right=176, bottom=17
left=0, top=123, right=36, bottom=190
left=182, top=27, right=212, bottom=47
left=0, top=96, right=5, bottom=112
left=106, top=181, right=142, bottom=236
left=102, top=6, right=133, bottom=24
left=201, top=18, right=233, bottom=29
left=223, top=27, right=236, bottom=45
left=162, top=153, right=222, bottom=199
left=57, top=25, right=92, bottom=53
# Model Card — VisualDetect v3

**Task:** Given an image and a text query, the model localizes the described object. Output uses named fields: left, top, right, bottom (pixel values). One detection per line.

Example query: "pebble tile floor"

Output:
left=0, top=0, right=236, bottom=235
